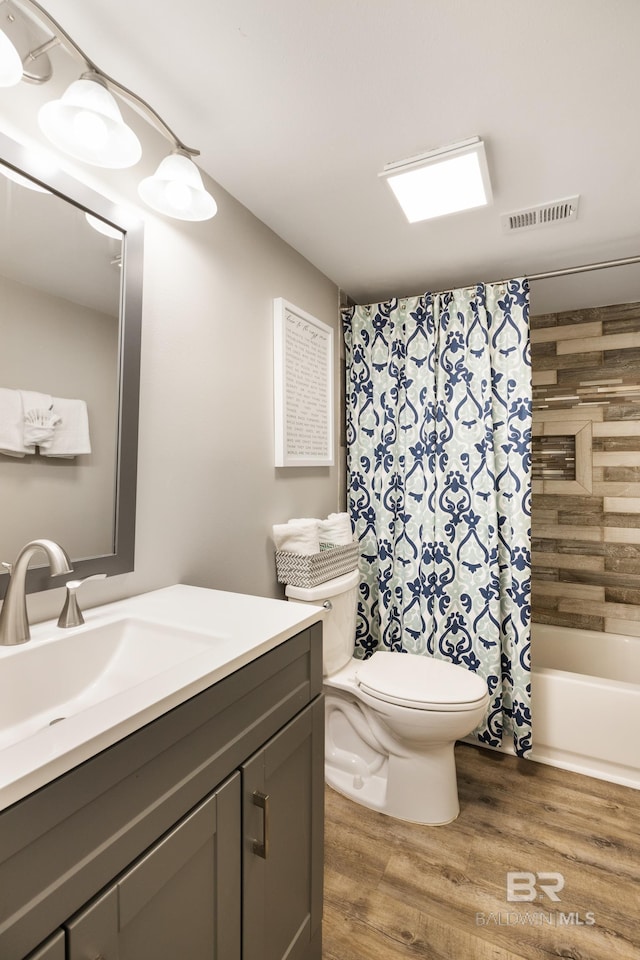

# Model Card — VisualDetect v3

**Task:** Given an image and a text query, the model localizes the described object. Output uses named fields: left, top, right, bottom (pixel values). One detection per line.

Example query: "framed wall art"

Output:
left=273, top=298, right=334, bottom=467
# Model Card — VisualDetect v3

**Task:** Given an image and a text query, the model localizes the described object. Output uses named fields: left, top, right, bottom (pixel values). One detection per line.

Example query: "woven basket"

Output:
left=275, top=541, right=359, bottom=588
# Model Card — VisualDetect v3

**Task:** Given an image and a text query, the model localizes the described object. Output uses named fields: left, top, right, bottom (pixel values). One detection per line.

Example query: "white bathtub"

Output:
left=528, top=623, right=640, bottom=789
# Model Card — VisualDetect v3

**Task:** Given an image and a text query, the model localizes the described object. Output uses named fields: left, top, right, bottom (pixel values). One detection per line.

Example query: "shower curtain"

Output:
left=342, top=280, right=532, bottom=756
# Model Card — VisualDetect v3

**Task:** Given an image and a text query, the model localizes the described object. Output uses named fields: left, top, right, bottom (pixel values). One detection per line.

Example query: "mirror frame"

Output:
left=0, top=129, right=143, bottom=598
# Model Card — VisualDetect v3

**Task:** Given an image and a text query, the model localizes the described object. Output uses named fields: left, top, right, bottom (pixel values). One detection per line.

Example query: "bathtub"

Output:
left=527, top=623, right=640, bottom=789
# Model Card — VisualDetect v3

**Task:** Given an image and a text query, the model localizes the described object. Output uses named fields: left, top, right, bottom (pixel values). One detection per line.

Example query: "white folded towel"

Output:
left=23, top=408, right=61, bottom=447
left=20, top=389, right=53, bottom=412
left=39, top=398, right=91, bottom=458
left=318, top=512, right=353, bottom=546
left=20, top=390, right=54, bottom=451
left=272, top=518, right=321, bottom=555
left=0, top=388, right=29, bottom=457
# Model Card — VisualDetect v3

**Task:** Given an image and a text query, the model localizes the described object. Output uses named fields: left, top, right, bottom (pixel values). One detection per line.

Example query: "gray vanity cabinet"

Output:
left=0, top=622, right=324, bottom=960
left=65, top=775, right=241, bottom=960
left=24, top=931, right=65, bottom=960
left=63, top=699, right=324, bottom=960
left=243, top=698, right=324, bottom=960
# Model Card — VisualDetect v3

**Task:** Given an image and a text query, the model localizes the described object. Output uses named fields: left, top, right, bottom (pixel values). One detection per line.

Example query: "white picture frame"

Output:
left=273, top=298, right=334, bottom=467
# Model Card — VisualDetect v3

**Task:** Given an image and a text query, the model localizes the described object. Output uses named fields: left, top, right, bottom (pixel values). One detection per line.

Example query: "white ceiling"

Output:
left=7, top=1, right=640, bottom=305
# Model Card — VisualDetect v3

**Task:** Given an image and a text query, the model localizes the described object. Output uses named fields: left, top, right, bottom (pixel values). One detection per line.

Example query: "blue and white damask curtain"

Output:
left=342, top=280, right=532, bottom=756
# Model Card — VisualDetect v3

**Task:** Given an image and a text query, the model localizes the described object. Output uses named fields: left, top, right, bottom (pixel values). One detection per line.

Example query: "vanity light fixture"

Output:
left=0, top=6, right=23, bottom=86
left=380, top=137, right=492, bottom=223
left=0, top=0, right=52, bottom=84
left=38, top=72, right=142, bottom=169
left=1, top=0, right=217, bottom=220
left=138, top=150, right=218, bottom=222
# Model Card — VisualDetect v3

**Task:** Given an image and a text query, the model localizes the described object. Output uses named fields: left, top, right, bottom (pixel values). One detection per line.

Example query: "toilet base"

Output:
left=325, top=741, right=461, bottom=825
left=326, top=765, right=388, bottom=816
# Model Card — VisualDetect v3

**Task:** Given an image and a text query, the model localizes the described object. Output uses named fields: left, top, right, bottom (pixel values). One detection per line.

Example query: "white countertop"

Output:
left=0, top=584, right=324, bottom=812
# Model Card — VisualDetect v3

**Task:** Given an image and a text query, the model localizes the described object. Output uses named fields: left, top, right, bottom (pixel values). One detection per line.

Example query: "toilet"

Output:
left=286, top=569, right=490, bottom=825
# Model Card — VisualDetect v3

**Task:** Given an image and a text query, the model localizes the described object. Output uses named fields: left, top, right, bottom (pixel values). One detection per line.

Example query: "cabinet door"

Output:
left=243, top=697, right=324, bottom=960
left=66, top=773, right=241, bottom=960
left=25, top=930, right=65, bottom=960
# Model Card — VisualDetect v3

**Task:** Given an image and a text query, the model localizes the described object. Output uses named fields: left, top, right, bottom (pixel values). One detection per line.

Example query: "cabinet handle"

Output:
left=251, top=790, right=270, bottom=859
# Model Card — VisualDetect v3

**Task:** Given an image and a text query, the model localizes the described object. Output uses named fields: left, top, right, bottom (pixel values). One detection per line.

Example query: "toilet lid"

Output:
left=355, top=651, right=488, bottom=711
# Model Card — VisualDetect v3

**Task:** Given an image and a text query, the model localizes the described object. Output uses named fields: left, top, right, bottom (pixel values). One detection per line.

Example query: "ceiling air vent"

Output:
left=502, top=195, right=580, bottom=233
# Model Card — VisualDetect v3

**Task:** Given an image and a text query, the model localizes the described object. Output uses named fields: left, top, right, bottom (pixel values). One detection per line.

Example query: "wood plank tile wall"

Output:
left=531, top=301, right=640, bottom=636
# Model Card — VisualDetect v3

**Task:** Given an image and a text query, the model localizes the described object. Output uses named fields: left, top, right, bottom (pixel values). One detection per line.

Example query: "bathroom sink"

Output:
left=0, top=617, right=215, bottom=750
left=0, top=583, right=326, bottom=811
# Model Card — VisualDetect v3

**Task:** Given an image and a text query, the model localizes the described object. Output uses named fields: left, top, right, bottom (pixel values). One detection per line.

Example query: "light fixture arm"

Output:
left=15, top=0, right=199, bottom=156
left=24, top=35, right=60, bottom=62
left=95, top=72, right=200, bottom=158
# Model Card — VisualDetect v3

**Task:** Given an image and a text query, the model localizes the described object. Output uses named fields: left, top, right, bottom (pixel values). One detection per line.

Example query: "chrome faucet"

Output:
left=0, top=539, right=73, bottom=646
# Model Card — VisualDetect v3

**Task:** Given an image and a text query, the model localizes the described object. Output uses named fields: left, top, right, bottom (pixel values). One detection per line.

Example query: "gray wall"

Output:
left=0, top=275, right=119, bottom=561
left=4, top=147, right=343, bottom=625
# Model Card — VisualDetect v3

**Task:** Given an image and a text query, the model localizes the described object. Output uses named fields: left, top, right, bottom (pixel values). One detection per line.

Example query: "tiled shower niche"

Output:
left=531, top=300, right=640, bottom=636
left=532, top=434, right=577, bottom=482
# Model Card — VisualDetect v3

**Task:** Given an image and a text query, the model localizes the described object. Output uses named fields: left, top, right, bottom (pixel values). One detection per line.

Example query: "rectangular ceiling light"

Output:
left=380, top=137, right=492, bottom=223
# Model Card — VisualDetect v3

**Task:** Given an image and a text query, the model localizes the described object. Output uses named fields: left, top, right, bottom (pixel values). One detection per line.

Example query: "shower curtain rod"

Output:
left=512, top=253, right=640, bottom=285
left=343, top=254, right=640, bottom=309
left=458, top=253, right=640, bottom=295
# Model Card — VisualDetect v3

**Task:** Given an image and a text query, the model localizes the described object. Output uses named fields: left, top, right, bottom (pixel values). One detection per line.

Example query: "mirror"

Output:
left=0, top=129, right=143, bottom=597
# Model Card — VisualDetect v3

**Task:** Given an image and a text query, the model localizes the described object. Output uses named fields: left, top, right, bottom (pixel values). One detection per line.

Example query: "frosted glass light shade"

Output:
left=138, top=153, right=217, bottom=221
left=38, top=77, right=142, bottom=169
left=0, top=28, right=22, bottom=86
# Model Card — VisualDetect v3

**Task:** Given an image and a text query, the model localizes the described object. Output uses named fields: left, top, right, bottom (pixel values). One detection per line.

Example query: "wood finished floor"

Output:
left=323, top=743, right=640, bottom=960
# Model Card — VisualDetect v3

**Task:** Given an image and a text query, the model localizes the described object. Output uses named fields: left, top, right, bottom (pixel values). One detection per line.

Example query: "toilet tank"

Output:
left=285, top=569, right=359, bottom=676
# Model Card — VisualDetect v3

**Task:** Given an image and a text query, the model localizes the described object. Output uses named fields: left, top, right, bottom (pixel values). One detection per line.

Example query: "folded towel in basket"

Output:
left=318, top=512, right=353, bottom=546
left=272, top=518, right=321, bottom=555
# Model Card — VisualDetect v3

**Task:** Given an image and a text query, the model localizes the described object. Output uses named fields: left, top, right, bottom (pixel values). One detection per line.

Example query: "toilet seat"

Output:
left=355, top=651, right=488, bottom=711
